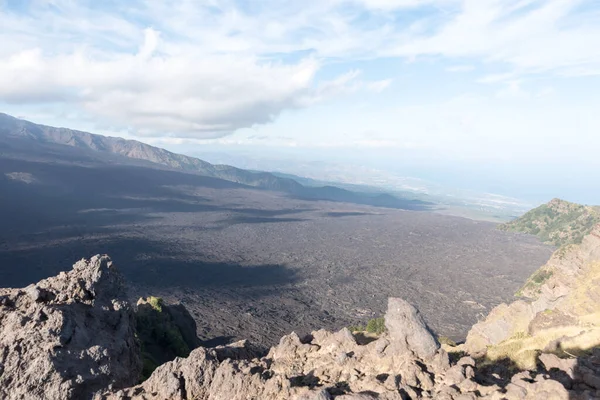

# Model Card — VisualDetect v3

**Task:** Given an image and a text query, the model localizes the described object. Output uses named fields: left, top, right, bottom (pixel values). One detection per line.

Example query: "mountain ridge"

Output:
left=0, top=112, right=430, bottom=211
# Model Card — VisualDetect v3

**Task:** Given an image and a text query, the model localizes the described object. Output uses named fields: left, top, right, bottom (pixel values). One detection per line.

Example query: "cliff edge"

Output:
left=0, top=255, right=141, bottom=400
left=1, top=252, right=599, bottom=399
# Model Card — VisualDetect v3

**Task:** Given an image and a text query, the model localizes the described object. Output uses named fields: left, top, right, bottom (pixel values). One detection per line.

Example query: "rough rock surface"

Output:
left=100, top=296, right=594, bottom=400
left=0, top=255, right=141, bottom=400
left=102, top=297, right=452, bottom=400
left=464, top=224, right=600, bottom=357
left=2, top=252, right=600, bottom=399
left=384, top=297, right=439, bottom=360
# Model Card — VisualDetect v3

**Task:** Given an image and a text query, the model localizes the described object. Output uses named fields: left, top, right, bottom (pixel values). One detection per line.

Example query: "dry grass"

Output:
left=565, top=262, right=600, bottom=315
left=485, top=324, right=600, bottom=370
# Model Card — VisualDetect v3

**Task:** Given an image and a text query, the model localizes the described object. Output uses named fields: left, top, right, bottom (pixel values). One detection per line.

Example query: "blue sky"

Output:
left=1, top=0, right=600, bottom=203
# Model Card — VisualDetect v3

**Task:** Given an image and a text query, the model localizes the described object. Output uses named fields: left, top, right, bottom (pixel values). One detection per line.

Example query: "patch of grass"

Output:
left=348, top=324, right=365, bottom=333
left=438, top=335, right=457, bottom=347
left=147, top=296, right=163, bottom=312
left=509, top=331, right=529, bottom=340
left=485, top=325, right=600, bottom=370
left=366, top=317, right=386, bottom=335
left=349, top=317, right=386, bottom=335
left=517, top=268, right=554, bottom=297
left=531, top=269, right=552, bottom=285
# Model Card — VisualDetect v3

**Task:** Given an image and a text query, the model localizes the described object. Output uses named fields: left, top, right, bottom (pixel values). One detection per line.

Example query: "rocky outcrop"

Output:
left=2, top=253, right=599, bottom=399
left=385, top=297, right=439, bottom=360
left=102, top=297, right=452, bottom=399
left=464, top=224, right=600, bottom=363
left=100, top=297, right=584, bottom=400
left=0, top=255, right=141, bottom=400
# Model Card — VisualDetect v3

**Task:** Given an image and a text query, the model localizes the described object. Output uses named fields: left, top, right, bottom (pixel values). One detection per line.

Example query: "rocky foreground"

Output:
left=1, top=240, right=600, bottom=399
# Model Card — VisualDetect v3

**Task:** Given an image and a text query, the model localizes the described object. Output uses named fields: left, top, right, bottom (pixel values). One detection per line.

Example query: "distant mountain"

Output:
left=499, top=198, right=600, bottom=246
left=0, top=113, right=430, bottom=211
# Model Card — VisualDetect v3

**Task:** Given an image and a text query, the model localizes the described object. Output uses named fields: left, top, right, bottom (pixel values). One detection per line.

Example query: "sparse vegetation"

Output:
left=135, top=297, right=191, bottom=380
left=485, top=325, right=600, bottom=370
left=349, top=317, right=386, bottom=335
left=147, top=296, right=163, bottom=312
left=516, top=268, right=553, bottom=297
left=499, top=199, right=600, bottom=247
left=366, top=317, right=386, bottom=335
left=438, top=335, right=457, bottom=347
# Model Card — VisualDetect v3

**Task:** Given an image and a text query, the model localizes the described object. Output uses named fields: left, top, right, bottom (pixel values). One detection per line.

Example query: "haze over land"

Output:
left=0, top=114, right=555, bottom=348
left=2, top=1, right=600, bottom=205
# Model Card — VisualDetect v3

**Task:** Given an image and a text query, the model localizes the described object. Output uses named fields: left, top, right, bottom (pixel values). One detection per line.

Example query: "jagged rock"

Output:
left=0, top=255, right=141, bottom=400
left=464, top=224, right=600, bottom=362
left=2, top=254, right=597, bottom=400
left=443, top=364, right=469, bottom=386
left=384, top=297, right=439, bottom=360
left=101, top=297, right=459, bottom=400
left=101, top=290, right=595, bottom=400
left=503, top=377, right=570, bottom=400
left=539, top=353, right=577, bottom=379
left=528, top=309, right=577, bottom=335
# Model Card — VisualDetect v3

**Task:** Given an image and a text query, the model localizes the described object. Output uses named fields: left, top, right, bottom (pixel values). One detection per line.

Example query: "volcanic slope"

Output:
left=0, top=161, right=553, bottom=348
left=0, top=114, right=553, bottom=347
left=0, top=112, right=428, bottom=211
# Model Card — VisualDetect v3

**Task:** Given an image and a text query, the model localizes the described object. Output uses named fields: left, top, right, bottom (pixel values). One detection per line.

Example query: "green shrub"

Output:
left=348, top=317, right=386, bottom=335
left=135, top=297, right=191, bottom=380
left=531, top=269, right=552, bottom=284
left=147, top=296, right=163, bottom=312
left=365, top=317, right=386, bottom=335
left=348, top=324, right=365, bottom=332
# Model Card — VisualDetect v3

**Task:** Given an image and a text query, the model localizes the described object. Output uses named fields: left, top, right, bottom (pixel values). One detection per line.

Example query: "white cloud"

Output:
left=389, top=0, right=600, bottom=76
left=365, top=79, right=393, bottom=92
left=0, top=0, right=599, bottom=141
left=446, top=65, right=475, bottom=72
left=495, top=80, right=530, bottom=99
left=477, top=73, right=518, bottom=84
left=348, top=0, right=457, bottom=10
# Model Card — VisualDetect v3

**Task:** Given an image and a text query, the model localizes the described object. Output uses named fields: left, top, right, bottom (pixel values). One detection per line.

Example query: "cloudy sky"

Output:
left=1, top=0, right=599, bottom=202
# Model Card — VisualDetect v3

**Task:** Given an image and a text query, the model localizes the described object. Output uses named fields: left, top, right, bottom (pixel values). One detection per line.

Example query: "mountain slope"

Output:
left=464, top=223, right=600, bottom=368
left=499, top=198, right=600, bottom=246
left=0, top=112, right=430, bottom=210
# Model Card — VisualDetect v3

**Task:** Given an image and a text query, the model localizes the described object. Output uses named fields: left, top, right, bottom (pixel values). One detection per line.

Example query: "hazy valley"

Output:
left=0, top=114, right=554, bottom=349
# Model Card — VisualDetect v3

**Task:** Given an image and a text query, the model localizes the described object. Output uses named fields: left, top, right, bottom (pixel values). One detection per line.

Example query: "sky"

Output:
left=1, top=0, right=600, bottom=203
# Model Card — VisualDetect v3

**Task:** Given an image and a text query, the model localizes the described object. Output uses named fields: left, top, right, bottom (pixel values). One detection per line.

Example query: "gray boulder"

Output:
left=0, top=255, right=141, bottom=400
left=384, top=297, right=440, bottom=360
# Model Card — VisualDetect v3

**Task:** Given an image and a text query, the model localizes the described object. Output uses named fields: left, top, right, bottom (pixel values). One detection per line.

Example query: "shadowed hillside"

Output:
left=0, top=112, right=431, bottom=211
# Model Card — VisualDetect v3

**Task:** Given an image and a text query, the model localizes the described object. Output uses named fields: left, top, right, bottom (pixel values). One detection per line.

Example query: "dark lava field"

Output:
left=0, top=156, right=554, bottom=348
